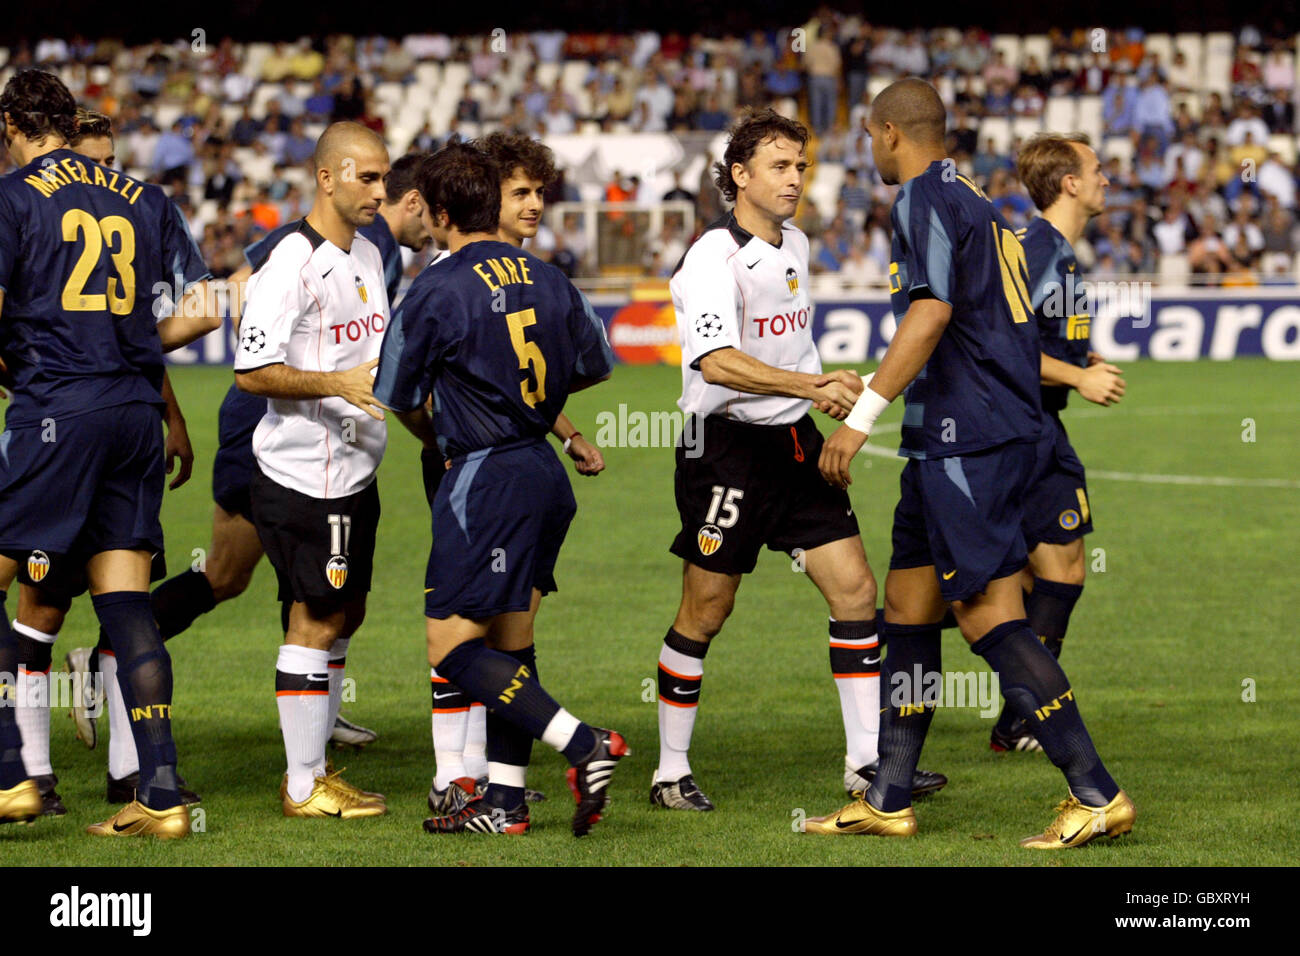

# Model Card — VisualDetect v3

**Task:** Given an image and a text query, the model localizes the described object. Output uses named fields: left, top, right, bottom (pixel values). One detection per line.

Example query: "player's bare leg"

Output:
left=424, top=606, right=628, bottom=837
left=12, top=585, right=69, bottom=814
left=996, top=539, right=1087, bottom=751
left=0, top=557, right=43, bottom=825
left=278, top=597, right=384, bottom=818
left=84, top=549, right=190, bottom=838
left=204, top=506, right=265, bottom=602
left=650, top=562, right=741, bottom=810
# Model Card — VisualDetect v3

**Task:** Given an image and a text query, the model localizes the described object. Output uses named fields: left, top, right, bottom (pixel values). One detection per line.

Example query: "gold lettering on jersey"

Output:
left=486, top=258, right=510, bottom=286
left=92, top=165, right=107, bottom=187
left=889, top=261, right=902, bottom=295
left=501, top=257, right=521, bottom=284
left=1066, top=314, right=1091, bottom=340
left=107, top=171, right=119, bottom=192
left=20, top=158, right=145, bottom=204
left=516, top=257, right=531, bottom=284
left=60, top=157, right=83, bottom=183
left=23, top=174, right=56, bottom=198
left=473, top=262, right=500, bottom=292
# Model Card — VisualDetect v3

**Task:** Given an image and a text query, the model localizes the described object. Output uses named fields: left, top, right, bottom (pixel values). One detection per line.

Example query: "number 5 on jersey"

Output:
left=506, top=308, right=546, bottom=407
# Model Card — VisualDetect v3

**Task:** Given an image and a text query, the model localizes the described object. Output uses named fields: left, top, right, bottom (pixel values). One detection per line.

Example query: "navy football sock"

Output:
left=994, top=579, right=1083, bottom=735
left=437, top=638, right=597, bottom=765
left=93, top=592, right=181, bottom=810
left=1026, top=577, right=1083, bottom=660
left=150, top=569, right=217, bottom=641
left=484, top=645, right=538, bottom=811
left=867, top=622, right=942, bottom=813
left=972, top=619, right=1118, bottom=807
left=0, top=592, right=30, bottom=789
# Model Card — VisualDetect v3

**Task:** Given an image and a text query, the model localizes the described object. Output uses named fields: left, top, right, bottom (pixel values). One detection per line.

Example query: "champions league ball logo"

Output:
left=695, top=313, right=722, bottom=338
left=241, top=326, right=266, bottom=353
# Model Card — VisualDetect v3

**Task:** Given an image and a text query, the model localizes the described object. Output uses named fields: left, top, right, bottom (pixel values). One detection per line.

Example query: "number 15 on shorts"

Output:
left=328, top=514, right=352, bottom=555
left=706, top=486, right=744, bottom=529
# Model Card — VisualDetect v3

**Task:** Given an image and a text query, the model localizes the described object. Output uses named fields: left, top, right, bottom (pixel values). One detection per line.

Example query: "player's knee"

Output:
left=685, top=593, right=733, bottom=639
left=207, top=568, right=253, bottom=603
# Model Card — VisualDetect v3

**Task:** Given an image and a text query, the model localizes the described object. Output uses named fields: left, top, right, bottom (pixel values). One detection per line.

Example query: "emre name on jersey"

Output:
left=472, top=255, right=534, bottom=291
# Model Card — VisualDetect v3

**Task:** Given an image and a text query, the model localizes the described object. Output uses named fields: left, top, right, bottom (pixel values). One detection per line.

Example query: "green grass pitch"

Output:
left=5, top=358, right=1298, bottom=866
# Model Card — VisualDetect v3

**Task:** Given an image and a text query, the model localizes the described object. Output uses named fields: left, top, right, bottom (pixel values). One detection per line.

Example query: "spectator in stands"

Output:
left=280, top=118, right=315, bottom=166
left=1226, top=131, right=1268, bottom=204
left=1165, top=129, right=1206, bottom=183
left=1167, top=50, right=1197, bottom=93
left=1226, top=103, right=1270, bottom=146
left=1078, top=51, right=1107, bottom=95
left=895, top=30, right=929, bottom=75
left=304, top=78, right=334, bottom=121
left=695, top=92, right=730, bottom=131
left=952, top=28, right=989, bottom=75
left=1263, top=47, right=1295, bottom=92
left=1012, top=83, right=1044, bottom=117
left=663, top=171, right=697, bottom=204
left=1257, top=151, right=1297, bottom=208
left=1153, top=199, right=1198, bottom=256
left=1134, top=73, right=1173, bottom=151
left=765, top=49, right=803, bottom=101
left=1188, top=213, right=1236, bottom=276
left=839, top=237, right=885, bottom=288
left=606, top=76, right=635, bottom=122
left=812, top=217, right=851, bottom=273
left=1102, top=69, right=1139, bottom=136
left=667, top=87, right=697, bottom=131
left=806, top=23, right=842, bottom=135
left=202, top=138, right=241, bottom=204
left=842, top=24, right=871, bottom=111
left=1230, top=47, right=1263, bottom=101
left=973, top=137, right=1012, bottom=183
left=127, top=117, right=160, bottom=172
left=331, top=71, right=367, bottom=121
left=152, top=119, right=195, bottom=182
left=1020, top=55, right=1050, bottom=94
left=1135, top=136, right=1169, bottom=192
left=839, top=168, right=871, bottom=227
left=984, top=77, right=1014, bottom=115
left=231, top=103, right=263, bottom=146
left=1263, top=89, right=1295, bottom=134
left=983, top=48, right=1018, bottom=88
left=1223, top=202, right=1266, bottom=257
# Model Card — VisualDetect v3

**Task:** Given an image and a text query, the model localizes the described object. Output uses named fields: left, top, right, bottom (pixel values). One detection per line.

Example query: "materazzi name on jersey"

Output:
left=753, top=308, right=811, bottom=337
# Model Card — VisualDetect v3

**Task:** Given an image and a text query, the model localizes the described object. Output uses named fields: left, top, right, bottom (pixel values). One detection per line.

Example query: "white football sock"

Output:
left=326, top=637, right=349, bottom=733
left=276, top=644, right=330, bottom=802
left=463, top=703, right=488, bottom=780
left=430, top=668, right=468, bottom=788
left=656, top=644, right=703, bottom=782
left=14, top=622, right=55, bottom=777
left=101, top=650, right=140, bottom=779
left=830, top=622, right=881, bottom=770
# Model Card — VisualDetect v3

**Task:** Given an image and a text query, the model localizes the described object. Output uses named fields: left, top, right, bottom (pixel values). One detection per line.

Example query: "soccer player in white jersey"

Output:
left=650, top=108, right=946, bottom=811
left=233, top=122, right=391, bottom=818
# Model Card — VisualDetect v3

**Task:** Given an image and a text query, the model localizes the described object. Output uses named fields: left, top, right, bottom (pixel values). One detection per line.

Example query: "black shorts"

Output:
left=889, top=441, right=1035, bottom=603
left=250, top=469, right=380, bottom=607
left=669, top=414, right=859, bottom=575
left=211, top=384, right=264, bottom=521
left=1022, top=415, right=1093, bottom=547
left=0, top=403, right=166, bottom=601
left=425, top=438, right=576, bottom=620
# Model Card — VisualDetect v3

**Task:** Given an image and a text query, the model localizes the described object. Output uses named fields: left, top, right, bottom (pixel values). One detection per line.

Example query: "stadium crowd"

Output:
left=3, top=11, right=1299, bottom=286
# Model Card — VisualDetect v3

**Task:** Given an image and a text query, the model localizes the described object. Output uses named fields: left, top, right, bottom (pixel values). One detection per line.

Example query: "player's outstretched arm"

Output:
left=1043, top=353, right=1125, bottom=406
left=699, top=347, right=861, bottom=414
left=819, top=297, right=952, bottom=489
left=156, top=280, right=224, bottom=352
left=236, top=358, right=385, bottom=420
left=160, top=371, right=194, bottom=490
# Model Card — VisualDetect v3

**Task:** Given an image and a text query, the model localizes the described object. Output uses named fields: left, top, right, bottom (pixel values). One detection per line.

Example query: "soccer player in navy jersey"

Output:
left=424, top=132, right=606, bottom=815
left=986, top=133, right=1125, bottom=752
left=375, top=141, right=626, bottom=837
left=0, top=70, right=221, bottom=836
left=65, top=154, right=434, bottom=768
left=804, top=79, right=1133, bottom=848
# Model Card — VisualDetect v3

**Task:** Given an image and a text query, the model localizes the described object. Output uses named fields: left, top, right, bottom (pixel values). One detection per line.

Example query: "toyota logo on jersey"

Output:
left=330, top=313, right=385, bottom=344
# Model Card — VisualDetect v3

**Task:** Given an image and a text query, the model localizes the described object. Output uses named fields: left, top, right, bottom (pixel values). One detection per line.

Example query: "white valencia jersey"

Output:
left=672, top=213, right=818, bottom=424
left=234, top=221, right=389, bottom=499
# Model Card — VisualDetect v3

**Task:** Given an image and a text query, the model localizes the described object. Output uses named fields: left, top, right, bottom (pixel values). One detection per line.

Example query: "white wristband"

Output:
left=843, top=373, right=890, bottom=434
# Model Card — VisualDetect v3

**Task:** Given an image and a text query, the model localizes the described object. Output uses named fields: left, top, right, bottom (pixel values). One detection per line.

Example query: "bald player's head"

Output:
left=867, top=77, right=947, bottom=185
left=311, top=121, right=390, bottom=230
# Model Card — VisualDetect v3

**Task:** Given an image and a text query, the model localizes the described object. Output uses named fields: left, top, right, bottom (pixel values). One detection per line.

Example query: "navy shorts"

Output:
left=889, top=441, right=1035, bottom=603
left=0, top=403, right=165, bottom=596
left=250, top=470, right=380, bottom=608
left=425, top=438, right=576, bottom=620
left=212, top=384, right=264, bottom=521
left=669, top=414, right=859, bottom=576
left=1022, top=415, right=1093, bottom=547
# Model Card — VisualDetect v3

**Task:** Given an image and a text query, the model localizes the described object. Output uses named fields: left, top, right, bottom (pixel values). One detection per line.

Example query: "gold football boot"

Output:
left=1020, top=790, right=1136, bottom=849
left=86, top=800, right=190, bottom=839
left=802, top=797, right=918, bottom=836
left=0, top=778, right=42, bottom=825
left=281, top=773, right=386, bottom=818
left=321, top=763, right=385, bottom=802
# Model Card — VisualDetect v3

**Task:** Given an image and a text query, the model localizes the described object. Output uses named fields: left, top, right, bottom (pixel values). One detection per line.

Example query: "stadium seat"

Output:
left=1021, top=35, right=1050, bottom=69
left=1203, top=50, right=1232, bottom=96
left=867, top=76, right=892, bottom=100
left=153, top=103, right=182, bottom=131
left=1159, top=252, right=1190, bottom=284
left=1044, top=96, right=1077, bottom=133
left=991, top=34, right=1022, bottom=69
left=373, top=82, right=406, bottom=112
left=561, top=60, right=589, bottom=98
left=1173, top=34, right=1205, bottom=79
left=1144, top=34, right=1174, bottom=67
left=242, top=42, right=272, bottom=79
left=1075, top=96, right=1103, bottom=145
left=536, top=62, right=561, bottom=89
left=806, top=160, right=844, bottom=223
left=413, top=62, right=442, bottom=89
left=1102, top=135, right=1135, bottom=170
left=978, top=116, right=1012, bottom=155
left=1172, top=92, right=1202, bottom=119
left=1268, top=134, right=1297, bottom=165
left=1012, top=117, right=1043, bottom=143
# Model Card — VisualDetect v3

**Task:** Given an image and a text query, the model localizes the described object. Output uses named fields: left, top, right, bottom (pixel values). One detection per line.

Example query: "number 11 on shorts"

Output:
left=327, top=513, right=352, bottom=556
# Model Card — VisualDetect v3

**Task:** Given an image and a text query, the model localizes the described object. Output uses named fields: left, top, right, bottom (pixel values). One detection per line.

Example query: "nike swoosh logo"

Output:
left=673, top=686, right=700, bottom=695
left=1061, top=822, right=1090, bottom=843
left=846, top=507, right=853, bottom=516
left=432, top=691, right=460, bottom=700
left=327, top=809, right=342, bottom=818
left=746, top=260, right=760, bottom=269
left=835, top=817, right=860, bottom=829
left=322, top=267, right=334, bottom=278
left=112, top=821, right=135, bottom=832
left=862, top=657, right=875, bottom=666
left=942, top=570, right=957, bottom=580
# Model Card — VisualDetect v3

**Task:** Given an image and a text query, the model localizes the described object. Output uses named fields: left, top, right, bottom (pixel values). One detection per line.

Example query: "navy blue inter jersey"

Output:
left=374, top=239, right=613, bottom=459
left=888, top=161, right=1041, bottom=459
left=0, top=148, right=210, bottom=427
left=1019, top=217, right=1090, bottom=414
left=245, top=213, right=402, bottom=304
